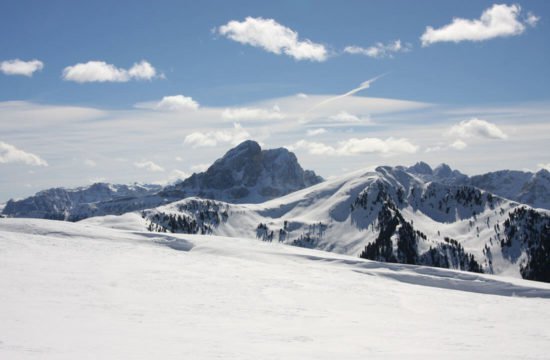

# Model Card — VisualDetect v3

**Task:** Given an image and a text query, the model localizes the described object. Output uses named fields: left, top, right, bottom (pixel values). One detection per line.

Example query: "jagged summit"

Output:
left=165, top=140, right=323, bottom=202
left=3, top=140, right=323, bottom=219
left=408, top=161, right=433, bottom=175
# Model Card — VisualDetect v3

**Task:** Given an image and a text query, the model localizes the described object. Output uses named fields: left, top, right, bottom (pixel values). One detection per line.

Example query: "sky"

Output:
left=0, top=0, right=549, bottom=201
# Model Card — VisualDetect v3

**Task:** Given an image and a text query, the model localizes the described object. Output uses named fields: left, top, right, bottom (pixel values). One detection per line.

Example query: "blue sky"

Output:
left=0, top=1, right=549, bottom=201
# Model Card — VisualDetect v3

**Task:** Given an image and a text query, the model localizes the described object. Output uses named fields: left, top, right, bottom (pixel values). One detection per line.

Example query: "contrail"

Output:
left=309, top=73, right=387, bottom=111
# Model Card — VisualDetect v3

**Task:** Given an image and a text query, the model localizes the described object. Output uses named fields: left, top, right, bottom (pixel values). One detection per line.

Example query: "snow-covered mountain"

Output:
left=406, top=162, right=550, bottom=210
left=1, top=140, right=322, bottom=220
left=161, top=140, right=323, bottom=203
left=2, top=142, right=549, bottom=282
left=92, top=164, right=550, bottom=282
left=2, top=182, right=163, bottom=221
left=1, top=218, right=549, bottom=359
left=467, top=168, right=550, bottom=210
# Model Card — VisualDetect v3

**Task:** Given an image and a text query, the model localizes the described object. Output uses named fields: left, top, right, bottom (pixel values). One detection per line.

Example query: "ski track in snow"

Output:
left=1, top=218, right=550, bottom=359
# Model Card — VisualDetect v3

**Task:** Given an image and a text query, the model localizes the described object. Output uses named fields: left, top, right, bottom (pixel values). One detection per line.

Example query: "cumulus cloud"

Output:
left=218, top=17, right=327, bottom=61
left=184, top=123, right=251, bottom=148
left=449, top=118, right=508, bottom=139
left=63, top=60, right=158, bottom=83
left=421, top=4, right=537, bottom=46
left=134, top=160, right=165, bottom=172
left=296, top=93, right=308, bottom=99
left=0, top=59, right=44, bottom=77
left=344, top=40, right=411, bottom=58
left=155, top=95, right=199, bottom=111
left=306, top=128, right=327, bottom=137
left=291, top=137, right=418, bottom=156
left=328, top=111, right=373, bottom=124
left=0, top=141, right=48, bottom=166
left=450, top=139, right=468, bottom=150
left=221, top=107, right=284, bottom=121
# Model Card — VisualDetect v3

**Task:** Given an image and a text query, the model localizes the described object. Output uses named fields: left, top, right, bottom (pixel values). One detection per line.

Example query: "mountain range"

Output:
left=2, top=140, right=549, bottom=282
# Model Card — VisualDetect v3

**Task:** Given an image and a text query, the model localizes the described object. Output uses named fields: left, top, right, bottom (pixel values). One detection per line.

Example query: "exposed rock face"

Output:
left=163, top=140, right=323, bottom=203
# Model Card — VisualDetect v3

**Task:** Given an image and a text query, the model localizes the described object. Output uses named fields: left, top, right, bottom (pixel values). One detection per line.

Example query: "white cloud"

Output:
left=190, top=163, right=209, bottom=172
left=450, top=139, right=468, bottom=150
left=127, top=60, right=157, bottom=80
left=449, top=118, right=508, bottom=140
left=537, top=163, right=550, bottom=171
left=526, top=12, right=540, bottom=27
left=155, top=95, right=199, bottom=111
left=169, top=169, right=190, bottom=180
left=296, top=93, right=308, bottom=99
left=84, top=159, right=97, bottom=167
left=218, top=17, right=327, bottom=61
left=328, top=111, right=374, bottom=124
left=0, top=141, right=48, bottom=166
left=344, top=40, right=410, bottom=58
left=310, top=75, right=385, bottom=111
left=134, top=160, right=165, bottom=172
left=63, top=60, right=158, bottom=83
left=421, top=4, right=536, bottom=46
left=291, top=137, right=418, bottom=156
left=306, top=128, right=327, bottom=137
left=0, top=59, right=44, bottom=77
left=221, top=107, right=284, bottom=121
left=184, top=123, right=251, bottom=148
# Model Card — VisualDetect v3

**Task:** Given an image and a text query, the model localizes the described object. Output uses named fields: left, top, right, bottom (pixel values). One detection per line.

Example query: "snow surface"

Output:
left=1, top=217, right=550, bottom=359
left=93, top=166, right=549, bottom=279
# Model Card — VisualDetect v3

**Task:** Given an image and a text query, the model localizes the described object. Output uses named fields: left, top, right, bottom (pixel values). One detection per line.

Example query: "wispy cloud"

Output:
left=306, top=128, right=327, bottom=137
left=84, top=159, right=97, bottom=167
left=344, top=40, right=411, bottom=58
left=0, top=141, right=48, bottom=166
left=184, top=123, right=251, bottom=148
left=310, top=74, right=385, bottom=111
left=421, top=4, right=538, bottom=46
left=449, top=118, right=508, bottom=140
left=218, top=17, right=327, bottom=61
left=221, top=107, right=284, bottom=121
left=0, top=59, right=44, bottom=77
left=134, top=160, right=165, bottom=172
left=63, top=60, right=158, bottom=83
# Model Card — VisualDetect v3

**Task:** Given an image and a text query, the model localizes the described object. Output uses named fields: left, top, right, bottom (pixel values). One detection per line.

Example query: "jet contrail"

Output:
left=309, top=73, right=387, bottom=111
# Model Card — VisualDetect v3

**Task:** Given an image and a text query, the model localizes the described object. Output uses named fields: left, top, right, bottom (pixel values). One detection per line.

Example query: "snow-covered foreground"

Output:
left=1, top=219, right=550, bottom=359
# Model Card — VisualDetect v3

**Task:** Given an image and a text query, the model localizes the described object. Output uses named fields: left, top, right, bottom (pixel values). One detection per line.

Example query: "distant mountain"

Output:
left=161, top=140, right=323, bottom=203
left=468, top=169, right=550, bottom=210
left=2, top=140, right=323, bottom=220
left=2, top=183, right=162, bottom=221
left=128, top=164, right=550, bottom=283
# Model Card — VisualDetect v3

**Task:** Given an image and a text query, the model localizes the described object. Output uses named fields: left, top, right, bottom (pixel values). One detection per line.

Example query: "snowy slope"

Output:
left=1, top=218, right=550, bottom=359
left=98, top=165, right=550, bottom=282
